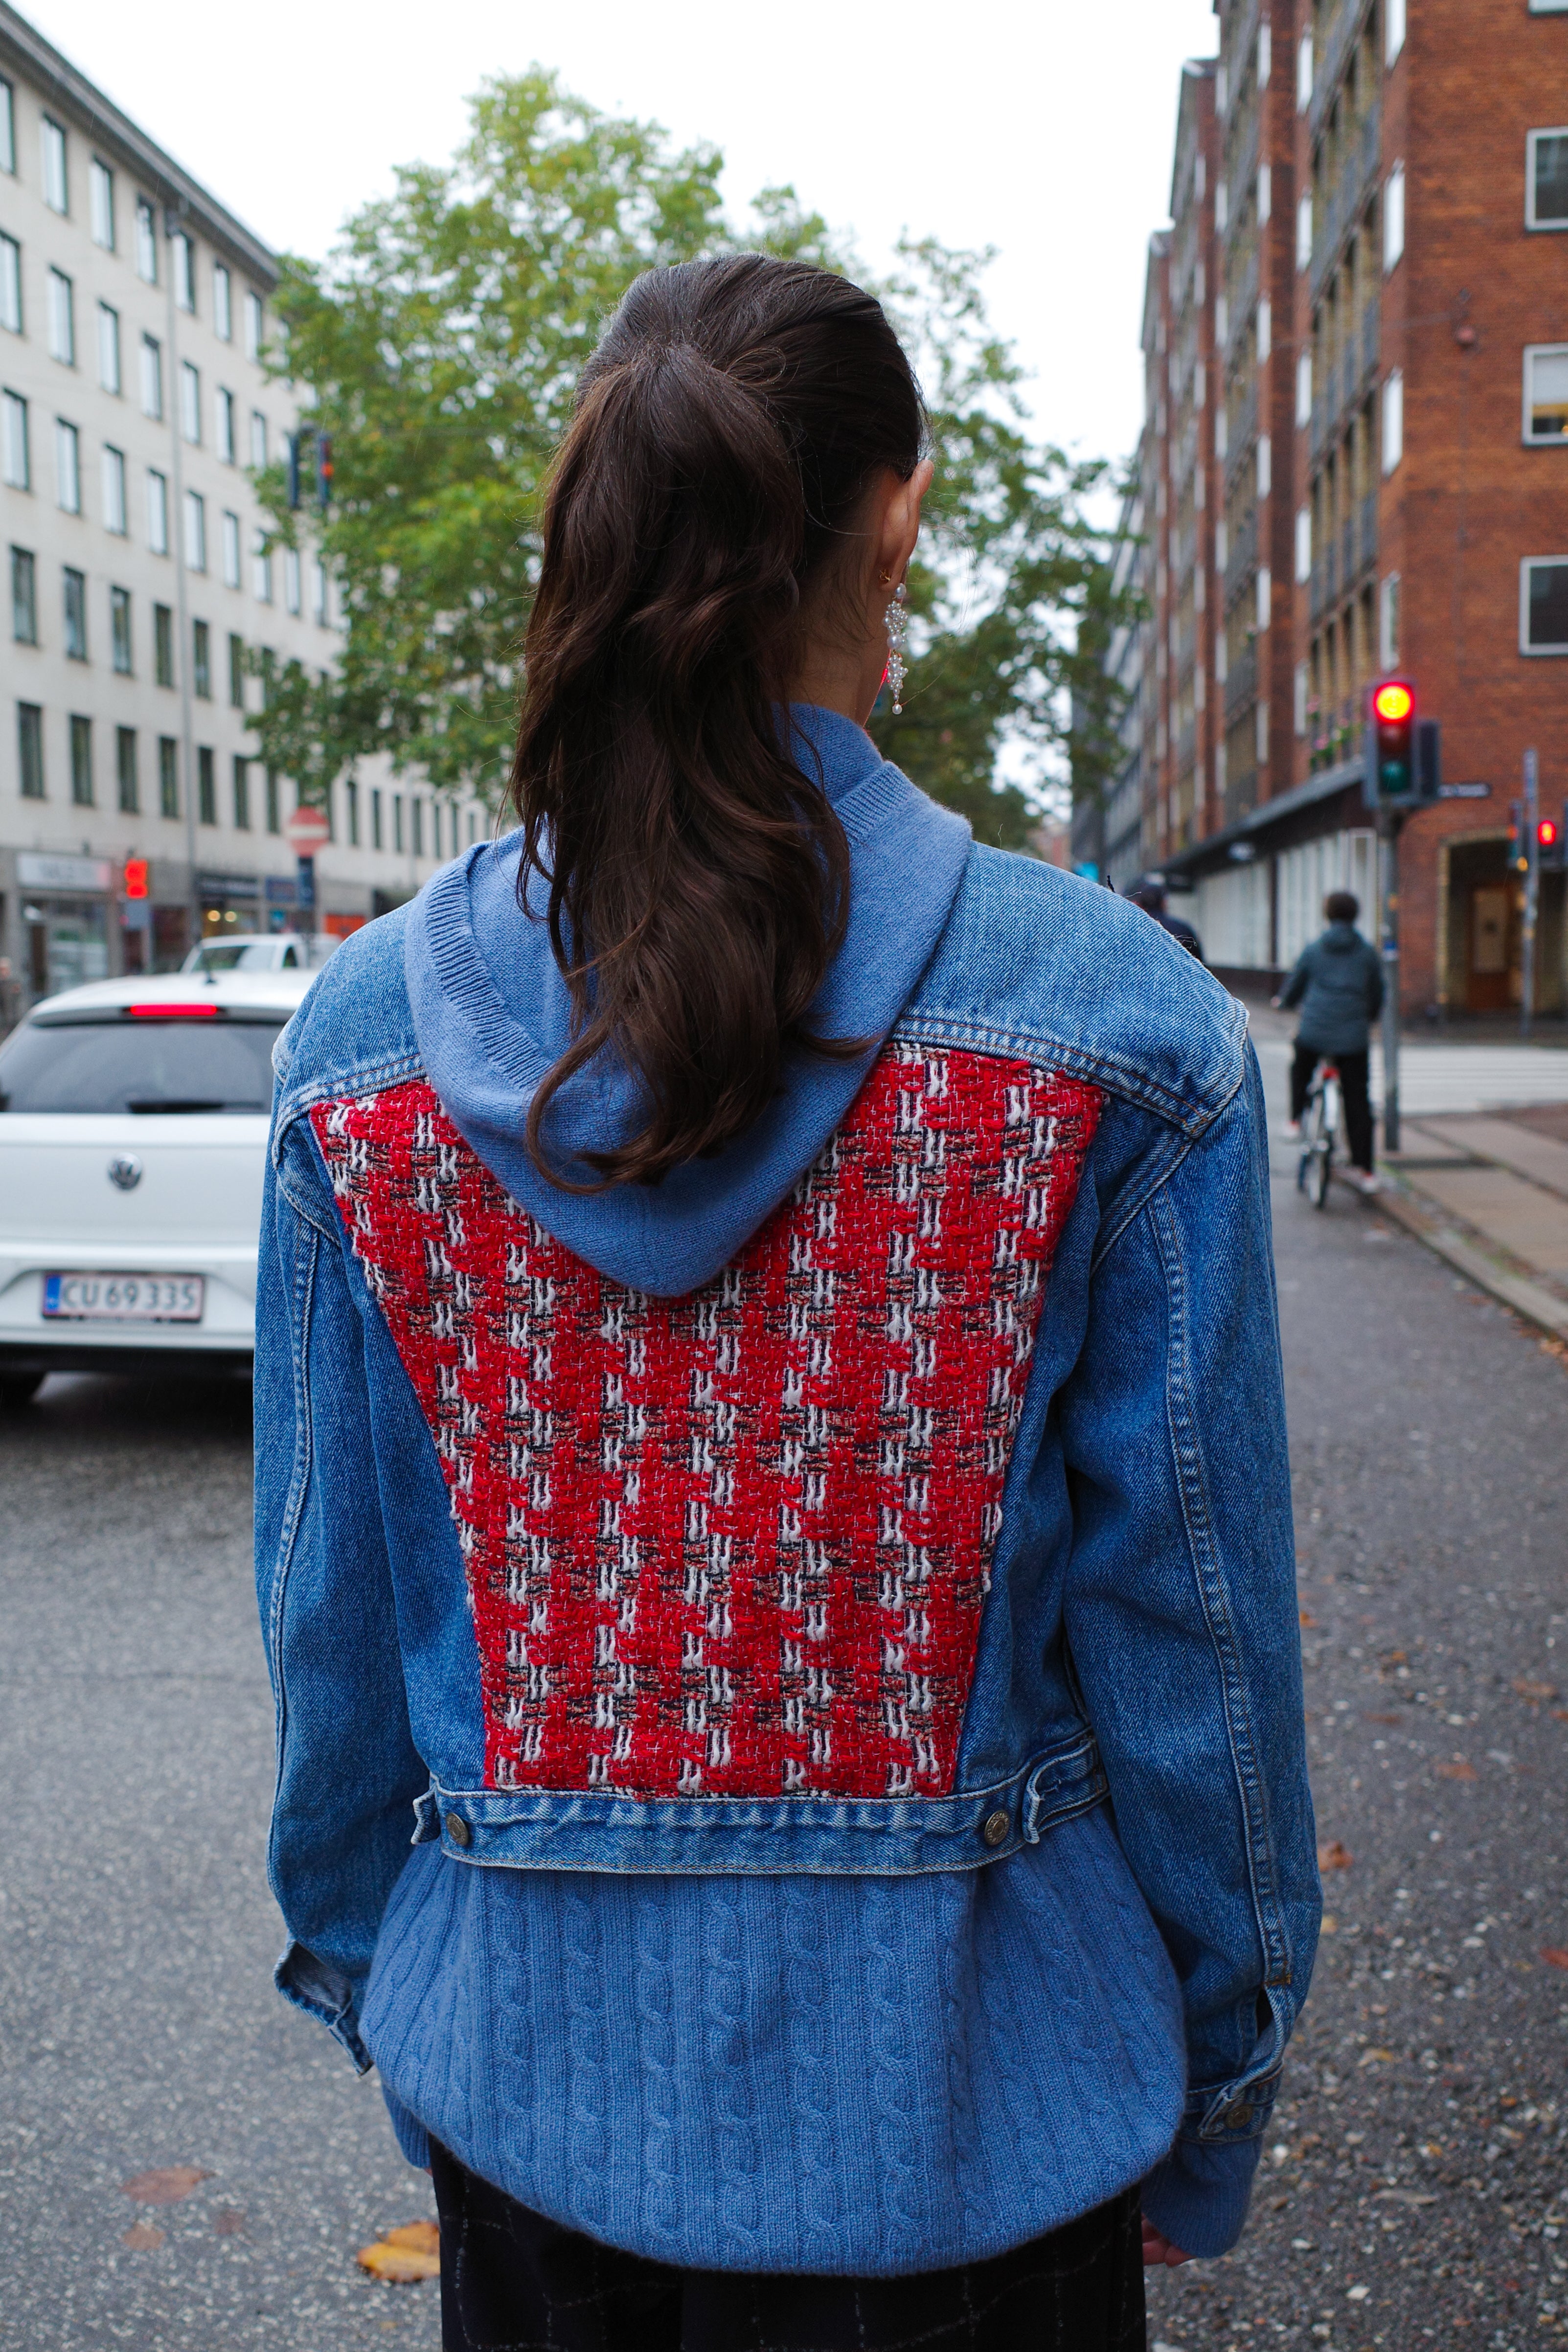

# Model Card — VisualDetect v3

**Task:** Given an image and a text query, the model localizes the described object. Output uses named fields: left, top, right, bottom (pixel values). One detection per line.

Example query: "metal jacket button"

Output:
left=444, top=1813, right=472, bottom=1849
left=1221, top=2101, right=1253, bottom=2129
left=981, top=1809, right=1011, bottom=1848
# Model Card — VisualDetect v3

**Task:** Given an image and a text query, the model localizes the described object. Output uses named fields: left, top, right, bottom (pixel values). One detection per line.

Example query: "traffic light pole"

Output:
left=1522, top=747, right=1540, bottom=1042
left=1378, top=810, right=1404, bottom=1156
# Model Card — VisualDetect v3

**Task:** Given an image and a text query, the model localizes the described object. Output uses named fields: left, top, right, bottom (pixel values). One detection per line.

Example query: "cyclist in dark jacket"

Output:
left=1129, top=879, right=1204, bottom=961
left=1275, top=892, right=1384, bottom=1192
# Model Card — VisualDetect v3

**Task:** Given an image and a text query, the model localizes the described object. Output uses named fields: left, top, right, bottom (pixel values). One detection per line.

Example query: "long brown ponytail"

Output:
left=509, top=253, right=925, bottom=1189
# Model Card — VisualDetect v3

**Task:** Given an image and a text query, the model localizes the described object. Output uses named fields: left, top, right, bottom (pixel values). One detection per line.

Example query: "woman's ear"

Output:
left=875, top=459, right=934, bottom=588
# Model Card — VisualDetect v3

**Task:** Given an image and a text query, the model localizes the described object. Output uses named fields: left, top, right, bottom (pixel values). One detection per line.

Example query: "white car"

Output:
left=180, top=932, right=338, bottom=975
left=0, top=969, right=310, bottom=1402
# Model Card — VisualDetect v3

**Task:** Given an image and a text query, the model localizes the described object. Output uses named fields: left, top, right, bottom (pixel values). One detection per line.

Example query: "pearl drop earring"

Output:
left=885, top=581, right=909, bottom=714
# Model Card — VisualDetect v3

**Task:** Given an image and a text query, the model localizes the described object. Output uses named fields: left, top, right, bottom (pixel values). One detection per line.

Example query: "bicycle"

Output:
left=1295, top=1060, right=1341, bottom=1210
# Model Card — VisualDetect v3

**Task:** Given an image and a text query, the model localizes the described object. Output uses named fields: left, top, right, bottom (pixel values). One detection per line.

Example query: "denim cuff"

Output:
left=273, top=1939, right=371, bottom=2073
left=1141, top=2131, right=1262, bottom=2259
left=381, top=2085, right=432, bottom=2170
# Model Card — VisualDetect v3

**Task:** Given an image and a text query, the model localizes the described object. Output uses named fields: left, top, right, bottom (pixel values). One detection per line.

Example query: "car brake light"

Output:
left=127, top=1003, right=221, bottom=1018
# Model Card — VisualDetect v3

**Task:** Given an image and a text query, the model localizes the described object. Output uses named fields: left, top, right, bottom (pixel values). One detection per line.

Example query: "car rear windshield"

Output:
left=0, top=1016, right=284, bottom=1113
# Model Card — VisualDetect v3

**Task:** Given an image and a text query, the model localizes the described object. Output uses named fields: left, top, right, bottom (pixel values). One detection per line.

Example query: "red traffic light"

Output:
left=123, top=857, right=149, bottom=900
left=1540, top=818, right=1560, bottom=849
left=1373, top=682, right=1415, bottom=724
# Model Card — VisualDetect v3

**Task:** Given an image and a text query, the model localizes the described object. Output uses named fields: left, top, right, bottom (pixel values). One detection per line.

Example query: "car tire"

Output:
left=0, top=1371, right=45, bottom=1408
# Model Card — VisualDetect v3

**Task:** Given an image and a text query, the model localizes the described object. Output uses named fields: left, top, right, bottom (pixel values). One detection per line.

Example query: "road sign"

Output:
left=283, top=805, right=330, bottom=853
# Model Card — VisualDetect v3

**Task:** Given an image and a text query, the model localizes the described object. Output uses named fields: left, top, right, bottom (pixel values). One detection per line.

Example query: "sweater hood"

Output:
left=404, top=706, right=972, bottom=1296
left=1320, top=922, right=1364, bottom=952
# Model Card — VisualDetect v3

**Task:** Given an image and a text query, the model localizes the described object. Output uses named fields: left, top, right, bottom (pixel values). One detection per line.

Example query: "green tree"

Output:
left=251, top=70, right=1124, bottom=851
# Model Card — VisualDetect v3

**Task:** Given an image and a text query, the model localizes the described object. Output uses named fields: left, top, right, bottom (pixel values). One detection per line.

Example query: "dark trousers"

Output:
left=1291, top=1042, right=1374, bottom=1173
left=429, top=2139, right=1147, bottom=2352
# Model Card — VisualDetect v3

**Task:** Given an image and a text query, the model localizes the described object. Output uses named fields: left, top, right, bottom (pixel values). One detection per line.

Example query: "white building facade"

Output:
left=0, top=3, right=484, bottom=1004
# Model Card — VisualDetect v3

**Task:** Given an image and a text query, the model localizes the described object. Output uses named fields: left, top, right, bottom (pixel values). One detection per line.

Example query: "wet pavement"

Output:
left=1147, top=1076, right=1568, bottom=2351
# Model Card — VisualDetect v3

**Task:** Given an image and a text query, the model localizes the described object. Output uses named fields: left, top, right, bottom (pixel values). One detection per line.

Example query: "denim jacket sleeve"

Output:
left=254, top=1106, right=429, bottom=2073
left=1058, top=1044, right=1319, bottom=2257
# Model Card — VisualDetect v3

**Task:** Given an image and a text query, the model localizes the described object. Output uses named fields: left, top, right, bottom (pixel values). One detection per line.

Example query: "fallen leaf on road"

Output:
left=1513, top=1677, right=1558, bottom=1704
left=1358, top=2047, right=1397, bottom=2066
left=1318, top=1839, right=1354, bottom=1871
left=1299, top=1611, right=1318, bottom=1628
left=121, top=2223, right=165, bottom=2250
left=121, top=2167, right=212, bottom=2206
left=1540, top=1948, right=1568, bottom=1970
left=1436, top=1761, right=1478, bottom=1781
left=1321, top=1915, right=1338, bottom=1934
left=1364, top=1713, right=1402, bottom=1725
left=357, top=2218, right=440, bottom=2283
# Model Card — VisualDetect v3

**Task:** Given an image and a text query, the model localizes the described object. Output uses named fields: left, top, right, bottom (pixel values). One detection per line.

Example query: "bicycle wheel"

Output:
left=1304, top=1089, right=1332, bottom=1209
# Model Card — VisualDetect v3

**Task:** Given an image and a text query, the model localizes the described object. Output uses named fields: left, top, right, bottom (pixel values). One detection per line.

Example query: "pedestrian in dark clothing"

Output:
left=1275, top=890, right=1384, bottom=1189
left=1129, top=879, right=1204, bottom=961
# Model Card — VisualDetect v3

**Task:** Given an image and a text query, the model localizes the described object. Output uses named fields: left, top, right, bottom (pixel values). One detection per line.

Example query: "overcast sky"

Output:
left=21, top=0, right=1218, bottom=467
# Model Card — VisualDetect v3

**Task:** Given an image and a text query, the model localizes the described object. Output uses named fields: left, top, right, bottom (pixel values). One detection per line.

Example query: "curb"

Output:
left=1375, top=1178, right=1568, bottom=1342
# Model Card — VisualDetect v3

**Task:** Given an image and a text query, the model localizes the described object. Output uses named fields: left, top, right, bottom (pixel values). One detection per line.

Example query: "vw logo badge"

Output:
left=108, top=1154, right=143, bottom=1192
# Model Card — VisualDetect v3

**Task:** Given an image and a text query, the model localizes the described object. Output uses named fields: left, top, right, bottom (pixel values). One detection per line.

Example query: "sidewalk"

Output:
left=1247, top=999, right=1568, bottom=1338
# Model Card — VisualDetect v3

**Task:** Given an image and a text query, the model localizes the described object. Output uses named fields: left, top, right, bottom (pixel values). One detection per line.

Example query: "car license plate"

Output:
left=42, top=1272, right=205, bottom=1322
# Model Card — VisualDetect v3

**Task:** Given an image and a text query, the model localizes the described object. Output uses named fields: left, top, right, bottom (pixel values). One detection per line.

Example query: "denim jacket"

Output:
left=256, top=718, right=1317, bottom=2277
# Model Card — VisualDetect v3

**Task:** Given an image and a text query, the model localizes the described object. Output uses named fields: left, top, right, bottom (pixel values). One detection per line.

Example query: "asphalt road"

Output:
left=2, top=1054, right=1566, bottom=2351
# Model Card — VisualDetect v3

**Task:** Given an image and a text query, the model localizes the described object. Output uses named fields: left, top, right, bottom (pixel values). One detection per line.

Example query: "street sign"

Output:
left=283, top=805, right=330, bottom=853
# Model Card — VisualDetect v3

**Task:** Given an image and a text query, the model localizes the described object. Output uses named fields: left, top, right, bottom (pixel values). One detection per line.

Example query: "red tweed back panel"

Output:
left=311, top=1045, right=1100, bottom=1803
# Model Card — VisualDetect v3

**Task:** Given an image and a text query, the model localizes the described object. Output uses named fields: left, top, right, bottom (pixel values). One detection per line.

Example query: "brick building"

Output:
left=1108, top=0, right=1568, bottom=1010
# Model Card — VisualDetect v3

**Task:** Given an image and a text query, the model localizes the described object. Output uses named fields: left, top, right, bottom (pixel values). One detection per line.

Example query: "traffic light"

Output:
left=1369, top=680, right=1415, bottom=798
left=1539, top=814, right=1568, bottom=873
left=316, top=431, right=333, bottom=509
left=123, top=857, right=149, bottom=899
left=1510, top=802, right=1528, bottom=873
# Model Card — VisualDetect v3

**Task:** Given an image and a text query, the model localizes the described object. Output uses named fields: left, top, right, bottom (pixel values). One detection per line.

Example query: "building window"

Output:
left=265, top=768, right=280, bottom=834
left=1524, top=346, right=1568, bottom=442
left=347, top=777, right=360, bottom=847
left=63, top=565, right=87, bottom=658
left=1379, top=573, right=1401, bottom=669
left=227, top=632, right=245, bottom=706
left=147, top=468, right=169, bottom=555
left=251, top=529, right=273, bottom=604
left=394, top=793, right=404, bottom=853
left=1384, top=163, right=1407, bottom=270
left=1, top=388, right=27, bottom=489
left=1257, top=163, right=1272, bottom=225
left=46, top=269, right=74, bottom=364
left=1295, top=507, right=1312, bottom=583
left=1296, top=192, right=1313, bottom=274
left=91, top=159, right=116, bottom=251
left=159, top=735, right=179, bottom=818
left=97, top=302, right=120, bottom=393
left=1256, top=701, right=1269, bottom=767
left=312, top=557, right=329, bottom=626
left=371, top=787, right=383, bottom=850
left=412, top=797, right=424, bottom=858
left=232, top=755, right=250, bottom=831
left=172, top=229, right=195, bottom=314
left=1530, top=0, right=1568, bottom=12
left=1386, top=0, right=1406, bottom=62
left=111, top=584, right=132, bottom=673
left=249, top=409, right=267, bottom=469
left=140, top=334, right=163, bottom=419
left=70, top=712, right=92, bottom=804
left=284, top=545, right=301, bottom=614
left=1256, top=297, right=1272, bottom=361
left=11, top=544, right=36, bottom=642
left=1528, top=130, right=1568, bottom=229
left=116, top=725, right=138, bottom=813
left=1256, top=567, right=1272, bottom=632
left=18, top=701, right=44, bottom=798
left=1521, top=557, right=1568, bottom=653
left=55, top=419, right=80, bottom=513
left=0, top=231, right=18, bottom=333
left=1294, top=661, right=1309, bottom=738
left=213, top=263, right=232, bottom=342
left=222, top=509, right=241, bottom=588
left=1257, top=434, right=1272, bottom=497
left=184, top=489, right=206, bottom=572
left=180, top=361, right=201, bottom=444
left=0, top=76, right=12, bottom=174
left=102, top=444, right=126, bottom=535
left=192, top=616, right=211, bottom=699
left=198, top=745, right=216, bottom=824
left=1257, top=20, right=1272, bottom=84
left=217, top=386, right=235, bottom=463
left=243, top=291, right=263, bottom=361
left=154, top=601, right=174, bottom=686
left=41, top=116, right=67, bottom=214
left=136, top=197, right=158, bottom=284
left=1382, top=369, right=1405, bottom=473
left=1296, top=30, right=1313, bottom=110
left=1295, top=347, right=1313, bottom=427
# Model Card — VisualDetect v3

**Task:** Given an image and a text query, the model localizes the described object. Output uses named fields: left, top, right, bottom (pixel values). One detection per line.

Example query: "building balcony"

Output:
left=1224, top=381, right=1260, bottom=498
left=1224, top=639, right=1258, bottom=723
left=1223, top=506, right=1259, bottom=613
left=1308, top=0, right=1374, bottom=143
left=1310, top=102, right=1382, bottom=304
